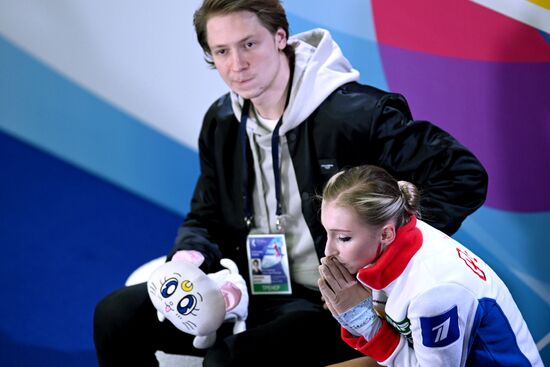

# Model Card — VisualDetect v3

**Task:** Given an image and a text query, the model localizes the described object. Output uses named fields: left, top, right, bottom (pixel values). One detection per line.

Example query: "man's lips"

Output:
left=233, top=77, right=252, bottom=85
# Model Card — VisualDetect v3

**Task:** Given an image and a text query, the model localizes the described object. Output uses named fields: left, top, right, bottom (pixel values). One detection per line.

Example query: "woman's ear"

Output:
left=381, top=224, right=396, bottom=246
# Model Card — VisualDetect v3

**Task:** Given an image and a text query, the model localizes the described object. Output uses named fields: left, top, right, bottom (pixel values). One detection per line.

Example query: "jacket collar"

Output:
left=357, top=216, right=422, bottom=290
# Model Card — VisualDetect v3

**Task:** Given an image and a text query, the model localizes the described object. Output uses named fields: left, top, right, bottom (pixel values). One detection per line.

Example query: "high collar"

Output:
left=357, top=216, right=422, bottom=290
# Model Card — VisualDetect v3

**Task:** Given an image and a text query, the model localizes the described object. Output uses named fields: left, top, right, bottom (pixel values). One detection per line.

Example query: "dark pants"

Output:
left=94, top=282, right=363, bottom=366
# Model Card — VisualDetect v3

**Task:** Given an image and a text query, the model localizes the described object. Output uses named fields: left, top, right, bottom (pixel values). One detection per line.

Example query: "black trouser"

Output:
left=94, top=282, right=363, bottom=367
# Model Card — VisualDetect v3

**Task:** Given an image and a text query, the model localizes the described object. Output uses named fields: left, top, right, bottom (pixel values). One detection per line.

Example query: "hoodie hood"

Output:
left=231, top=28, right=359, bottom=134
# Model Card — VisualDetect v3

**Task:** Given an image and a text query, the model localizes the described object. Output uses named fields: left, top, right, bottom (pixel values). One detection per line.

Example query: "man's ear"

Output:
left=275, top=27, right=287, bottom=50
left=381, top=224, right=396, bottom=246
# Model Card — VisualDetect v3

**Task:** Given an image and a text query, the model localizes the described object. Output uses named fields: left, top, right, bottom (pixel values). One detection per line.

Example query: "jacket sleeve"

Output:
left=166, top=102, right=227, bottom=272
left=345, top=285, right=476, bottom=366
left=341, top=320, right=402, bottom=363
left=367, top=93, right=488, bottom=235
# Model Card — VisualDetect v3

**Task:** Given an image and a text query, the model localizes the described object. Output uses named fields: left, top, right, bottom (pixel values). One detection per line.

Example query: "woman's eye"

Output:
left=338, top=236, right=351, bottom=242
left=245, top=42, right=255, bottom=48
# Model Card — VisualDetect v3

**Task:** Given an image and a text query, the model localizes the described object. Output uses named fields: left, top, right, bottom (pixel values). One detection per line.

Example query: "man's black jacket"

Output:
left=168, top=82, right=488, bottom=274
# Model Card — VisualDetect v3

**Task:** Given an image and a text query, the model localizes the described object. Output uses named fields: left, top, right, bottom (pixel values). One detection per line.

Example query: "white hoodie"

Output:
left=230, top=29, right=359, bottom=289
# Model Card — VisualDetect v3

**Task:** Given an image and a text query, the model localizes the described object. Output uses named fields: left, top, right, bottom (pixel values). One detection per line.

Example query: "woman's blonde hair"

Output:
left=322, top=165, right=421, bottom=229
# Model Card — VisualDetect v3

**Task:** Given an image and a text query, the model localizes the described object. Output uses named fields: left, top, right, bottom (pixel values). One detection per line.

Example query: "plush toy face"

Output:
left=147, top=260, right=226, bottom=336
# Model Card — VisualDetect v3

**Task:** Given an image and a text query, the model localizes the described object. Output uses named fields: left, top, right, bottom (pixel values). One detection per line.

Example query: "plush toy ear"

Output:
left=172, top=250, right=205, bottom=266
left=219, top=281, right=242, bottom=311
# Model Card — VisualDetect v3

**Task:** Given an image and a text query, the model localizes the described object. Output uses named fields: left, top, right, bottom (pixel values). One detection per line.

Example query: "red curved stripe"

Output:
left=372, top=0, right=550, bottom=62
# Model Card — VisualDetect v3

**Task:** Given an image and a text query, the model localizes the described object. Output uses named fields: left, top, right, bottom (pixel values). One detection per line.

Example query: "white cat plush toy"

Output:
left=147, top=252, right=248, bottom=349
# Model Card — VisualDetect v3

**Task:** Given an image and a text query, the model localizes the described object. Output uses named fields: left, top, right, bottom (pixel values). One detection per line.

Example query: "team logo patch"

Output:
left=420, top=306, right=460, bottom=348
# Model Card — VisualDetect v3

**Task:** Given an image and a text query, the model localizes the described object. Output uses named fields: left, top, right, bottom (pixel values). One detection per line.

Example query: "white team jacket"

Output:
left=343, top=217, right=543, bottom=366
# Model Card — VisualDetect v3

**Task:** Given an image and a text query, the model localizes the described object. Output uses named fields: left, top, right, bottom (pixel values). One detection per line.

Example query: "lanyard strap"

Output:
left=240, top=99, right=253, bottom=228
left=271, top=118, right=284, bottom=218
left=239, top=100, right=285, bottom=230
left=240, top=66, right=292, bottom=231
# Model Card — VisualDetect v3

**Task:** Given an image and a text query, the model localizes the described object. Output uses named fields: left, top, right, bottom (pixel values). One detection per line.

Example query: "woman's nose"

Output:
left=324, top=240, right=337, bottom=257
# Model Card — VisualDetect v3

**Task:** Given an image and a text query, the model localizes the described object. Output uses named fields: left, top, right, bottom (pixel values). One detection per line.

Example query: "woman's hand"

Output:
left=318, top=256, right=371, bottom=317
left=318, top=257, right=382, bottom=340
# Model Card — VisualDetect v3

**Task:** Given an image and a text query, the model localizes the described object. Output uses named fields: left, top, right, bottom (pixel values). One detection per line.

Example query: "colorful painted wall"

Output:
left=1, top=0, right=548, bottom=365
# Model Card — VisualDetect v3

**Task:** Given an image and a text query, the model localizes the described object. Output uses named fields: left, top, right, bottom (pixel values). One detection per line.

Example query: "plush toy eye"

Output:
left=177, top=295, right=197, bottom=315
left=160, top=278, right=179, bottom=298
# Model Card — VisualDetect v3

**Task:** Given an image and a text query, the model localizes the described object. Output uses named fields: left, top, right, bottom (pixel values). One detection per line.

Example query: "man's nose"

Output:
left=231, top=50, right=248, bottom=71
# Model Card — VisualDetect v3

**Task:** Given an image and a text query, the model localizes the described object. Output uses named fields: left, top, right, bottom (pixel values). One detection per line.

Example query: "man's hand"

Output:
left=318, top=256, right=371, bottom=317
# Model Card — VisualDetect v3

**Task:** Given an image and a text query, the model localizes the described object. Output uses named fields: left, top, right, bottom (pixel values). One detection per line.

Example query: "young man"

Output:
left=94, top=1, right=488, bottom=366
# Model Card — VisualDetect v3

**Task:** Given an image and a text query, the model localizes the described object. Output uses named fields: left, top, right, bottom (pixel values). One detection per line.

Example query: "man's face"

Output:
left=206, top=11, right=287, bottom=101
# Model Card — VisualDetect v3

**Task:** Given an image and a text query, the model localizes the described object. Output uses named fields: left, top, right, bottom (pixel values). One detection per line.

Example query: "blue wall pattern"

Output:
left=0, top=1, right=548, bottom=365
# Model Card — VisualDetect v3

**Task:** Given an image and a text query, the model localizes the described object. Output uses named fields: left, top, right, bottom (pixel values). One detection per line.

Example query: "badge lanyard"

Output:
left=239, top=64, right=293, bottom=231
left=239, top=100, right=286, bottom=232
left=241, top=116, right=294, bottom=294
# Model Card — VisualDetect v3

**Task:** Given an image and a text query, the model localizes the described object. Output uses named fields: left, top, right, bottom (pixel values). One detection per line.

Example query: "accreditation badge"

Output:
left=246, top=234, right=292, bottom=295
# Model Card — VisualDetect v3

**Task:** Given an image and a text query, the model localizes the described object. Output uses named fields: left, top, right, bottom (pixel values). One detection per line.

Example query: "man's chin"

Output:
left=231, top=84, right=258, bottom=98
left=233, top=90, right=256, bottom=100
